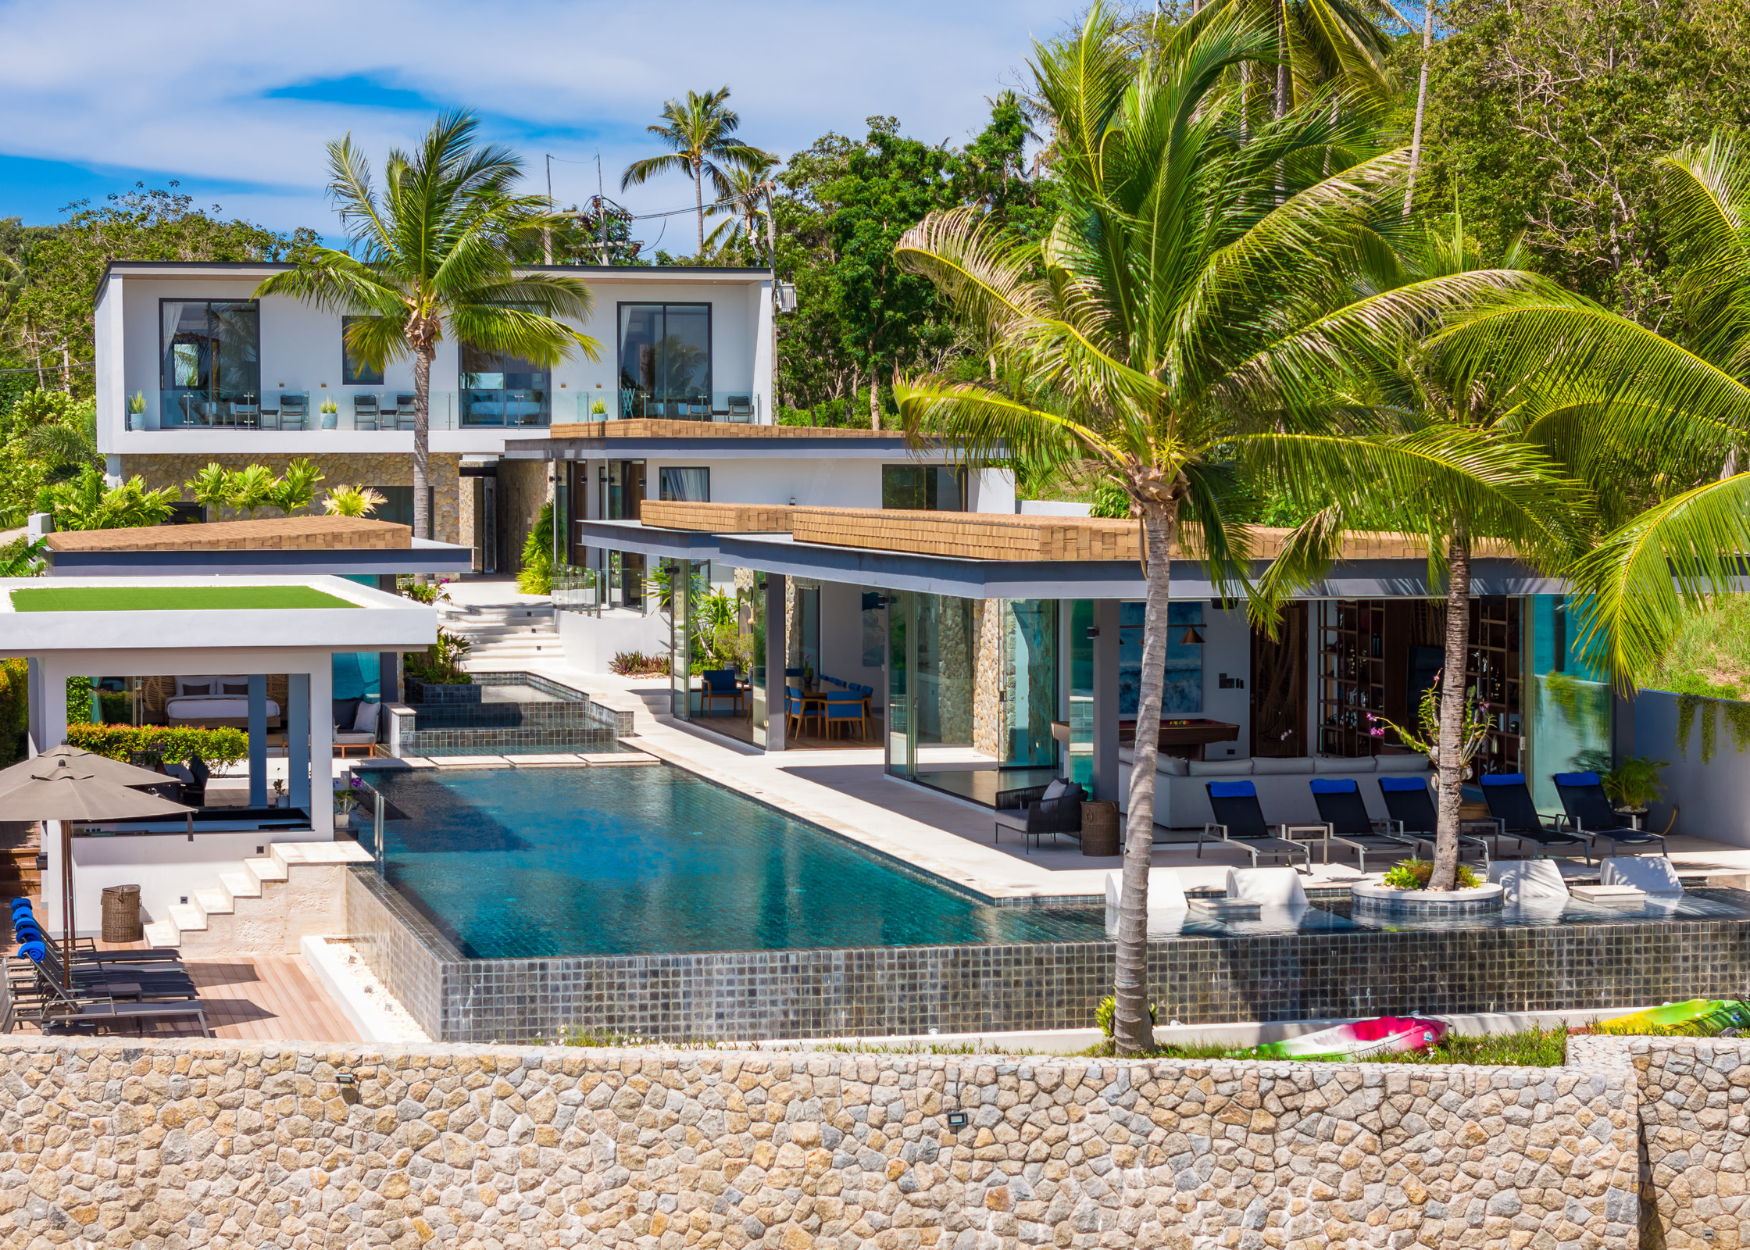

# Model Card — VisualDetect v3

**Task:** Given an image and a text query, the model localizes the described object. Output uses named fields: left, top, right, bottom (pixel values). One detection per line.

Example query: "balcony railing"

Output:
left=552, top=564, right=602, bottom=616
left=134, top=391, right=520, bottom=433
left=573, top=390, right=762, bottom=423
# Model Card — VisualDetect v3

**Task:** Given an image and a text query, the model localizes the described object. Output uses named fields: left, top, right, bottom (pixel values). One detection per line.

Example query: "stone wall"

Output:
left=0, top=1035, right=1640, bottom=1249
left=1571, top=1035, right=1750, bottom=1249
left=495, top=457, right=552, bottom=576
left=119, top=452, right=462, bottom=546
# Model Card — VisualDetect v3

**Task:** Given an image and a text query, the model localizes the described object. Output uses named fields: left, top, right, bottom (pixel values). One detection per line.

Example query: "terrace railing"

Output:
left=341, top=776, right=387, bottom=878
left=553, top=565, right=602, bottom=616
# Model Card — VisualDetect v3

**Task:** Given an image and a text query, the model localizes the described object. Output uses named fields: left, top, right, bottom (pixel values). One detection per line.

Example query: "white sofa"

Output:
left=1119, top=747, right=1432, bottom=829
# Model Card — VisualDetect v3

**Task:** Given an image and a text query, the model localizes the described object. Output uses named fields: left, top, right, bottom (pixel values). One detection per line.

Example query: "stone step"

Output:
left=219, top=870, right=260, bottom=902
left=193, top=888, right=232, bottom=919
left=142, top=920, right=179, bottom=948
left=167, top=902, right=206, bottom=934
left=245, top=856, right=287, bottom=885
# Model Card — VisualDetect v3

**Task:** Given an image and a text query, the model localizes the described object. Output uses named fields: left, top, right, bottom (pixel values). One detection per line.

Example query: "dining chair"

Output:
left=823, top=690, right=867, bottom=740
left=232, top=402, right=259, bottom=429
left=279, top=394, right=309, bottom=430
left=727, top=394, right=753, bottom=422
left=353, top=394, right=379, bottom=430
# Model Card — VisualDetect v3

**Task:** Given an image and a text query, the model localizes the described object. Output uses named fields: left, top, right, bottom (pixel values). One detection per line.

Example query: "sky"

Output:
left=0, top=0, right=1066, bottom=251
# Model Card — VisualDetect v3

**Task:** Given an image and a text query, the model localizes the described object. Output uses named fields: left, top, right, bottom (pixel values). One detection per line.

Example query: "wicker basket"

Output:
left=1080, top=801, right=1120, bottom=856
left=100, top=884, right=142, bottom=943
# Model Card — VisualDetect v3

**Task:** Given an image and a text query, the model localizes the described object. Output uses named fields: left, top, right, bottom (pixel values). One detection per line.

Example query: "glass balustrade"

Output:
left=145, top=391, right=466, bottom=431
left=574, top=391, right=763, bottom=423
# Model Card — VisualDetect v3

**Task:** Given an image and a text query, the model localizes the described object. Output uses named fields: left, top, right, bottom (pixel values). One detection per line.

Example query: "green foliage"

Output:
left=404, top=629, right=473, bottom=685
left=395, top=575, right=451, bottom=605
left=608, top=650, right=671, bottom=677
left=0, top=536, right=44, bottom=577
left=1096, top=995, right=1156, bottom=1039
left=268, top=458, right=324, bottom=515
left=41, top=465, right=176, bottom=530
left=1673, top=692, right=1750, bottom=764
left=1381, top=859, right=1483, bottom=890
left=517, top=501, right=554, bottom=594
left=0, top=390, right=97, bottom=526
left=1368, top=675, right=1490, bottom=766
left=63, top=721, right=248, bottom=769
left=0, top=658, right=26, bottom=767
left=1597, top=755, right=1669, bottom=809
left=224, top=464, right=276, bottom=518
left=65, top=676, right=96, bottom=726
left=324, top=484, right=386, bottom=518
left=1084, top=1024, right=1568, bottom=1066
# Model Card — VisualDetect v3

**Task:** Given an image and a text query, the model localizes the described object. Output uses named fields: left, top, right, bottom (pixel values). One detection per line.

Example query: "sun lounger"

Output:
left=1552, top=772, right=1668, bottom=858
left=1198, top=781, right=1312, bottom=869
left=1479, top=774, right=1593, bottom=862
left=1308, top=779, right=1420, bottom=874
left=1376, top=776, right=1491, bottom=869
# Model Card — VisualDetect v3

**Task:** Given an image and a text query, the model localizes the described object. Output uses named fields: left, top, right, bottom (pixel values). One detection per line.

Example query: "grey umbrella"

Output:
left=0, top=756, right=193, bottom=990
left=0, top=745, right=174, bottom=796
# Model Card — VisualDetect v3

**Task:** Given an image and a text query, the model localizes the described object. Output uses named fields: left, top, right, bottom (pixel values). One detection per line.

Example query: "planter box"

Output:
left=1350, top=881, right=1504, bottom=915
left=405, top=678, right=481, bottom=705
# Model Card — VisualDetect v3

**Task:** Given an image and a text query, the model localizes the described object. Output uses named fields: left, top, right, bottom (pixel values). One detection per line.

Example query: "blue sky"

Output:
left=0, top=0, right=1066, bottom=251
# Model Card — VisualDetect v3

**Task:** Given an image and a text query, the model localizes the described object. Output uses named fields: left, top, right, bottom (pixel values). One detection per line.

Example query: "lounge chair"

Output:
left=994, top=779, right=1085, bottom=852
left=1479, top=774, right=1592, bottom=862
left=1552, top=772, right=1668, bottom=858
left=1308, top=779, right=1421, bottom=874
left=1198, top=781, right=1312, bottom=869
left=1226, top=866, right=1309, bottom=906
left=727, top=394, right=753, bottom=422
left=353, top=393, right=379, bottom=430
left=279, top=394, right=309, bottom=430
left=1376, top=776, right=1492, bottom=869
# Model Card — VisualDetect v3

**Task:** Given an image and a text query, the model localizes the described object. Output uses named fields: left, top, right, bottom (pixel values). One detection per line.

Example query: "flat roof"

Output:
left=38, top=516, right=474, bottom=577
left=509, top=420, right=949, bottom=460
left=43, top=516, right=410, bottom=552
left=98, top=260, right=769, bottom=302
left=0, top=575, right=436, bottom=656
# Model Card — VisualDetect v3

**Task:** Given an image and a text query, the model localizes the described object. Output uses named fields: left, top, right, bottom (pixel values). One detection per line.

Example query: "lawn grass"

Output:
left=1080, top=1024, right=1570, bottom=1067
left=9, top=585, right=361, bottom=612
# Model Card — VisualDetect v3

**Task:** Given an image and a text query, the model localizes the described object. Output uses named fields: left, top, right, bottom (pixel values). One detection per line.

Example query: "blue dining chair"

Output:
left=824, top=690, right=867, bottom=740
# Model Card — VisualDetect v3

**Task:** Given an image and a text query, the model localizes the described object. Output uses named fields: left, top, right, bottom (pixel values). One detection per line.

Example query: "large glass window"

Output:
left=342, top=316, right=385, bottom=386
left=159, top=300, right=260, bottom=427
left=1005, top=600, right=1059, bottom=766
left=882, top=465, right=967, bottom=511
left=619, top=303, right=712, bottom=418
left=659, top=467, right=710, bottom=502
left=460, top=343, right=549, bottom=427
left=1529, top=595, right=1611, bottom=812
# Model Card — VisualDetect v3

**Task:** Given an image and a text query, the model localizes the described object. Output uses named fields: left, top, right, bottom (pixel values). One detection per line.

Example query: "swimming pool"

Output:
left=369, top=765, right=1109, bottom=958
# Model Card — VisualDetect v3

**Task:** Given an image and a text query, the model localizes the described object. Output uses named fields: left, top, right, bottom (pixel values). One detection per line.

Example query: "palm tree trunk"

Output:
left=869, top=368, right=881, bottom=431
left=1432, top=527, right=1472, bottom=891
left=412, top=345, right=433, bottom=552
left=1274, top=0, right=1290, bottom=119
left=1403, top=4, right=1435, bottom=218
left=1114, top=501, right=1175, bottom=1055
left=695, top=162, right=706, bottom=258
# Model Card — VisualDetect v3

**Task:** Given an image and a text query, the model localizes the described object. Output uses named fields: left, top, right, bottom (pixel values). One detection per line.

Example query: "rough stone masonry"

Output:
left=0, top=1036, right=1643, bottom=1249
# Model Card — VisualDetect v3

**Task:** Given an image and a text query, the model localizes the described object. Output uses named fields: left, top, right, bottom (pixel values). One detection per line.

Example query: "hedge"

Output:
left=65, top=723, right=248, bottom=769
left=0, top=658, right=25, bottom=768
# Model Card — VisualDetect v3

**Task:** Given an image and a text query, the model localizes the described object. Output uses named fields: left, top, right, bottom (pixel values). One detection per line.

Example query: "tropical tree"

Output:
left=621, top=88, right=772, bottom=256
left=323, top=484, right=387, bottom=518
left=269, top=458, right=324, bottom=516
left=705, top=153, right=779, bottom=261
left=258, top=111, right=598, bottom=545
left=894, top=5, right=1576, bottom=1053
left=1170, top=0, right=1398, bottom=119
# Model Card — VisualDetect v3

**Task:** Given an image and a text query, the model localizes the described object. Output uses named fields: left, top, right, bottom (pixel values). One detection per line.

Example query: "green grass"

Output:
left=1645, top=595, right=1750, bottom=699
left=9, top=585, right=361, bottom=613
left=1080, top=1025, right=1570, bottom=1067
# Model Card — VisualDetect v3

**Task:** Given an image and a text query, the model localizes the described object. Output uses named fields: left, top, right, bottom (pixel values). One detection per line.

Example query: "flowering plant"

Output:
left=1366, top=671, right=1492, bottom=767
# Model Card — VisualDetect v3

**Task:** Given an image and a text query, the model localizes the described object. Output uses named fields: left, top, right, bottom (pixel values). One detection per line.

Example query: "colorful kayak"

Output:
left=1230, top=1015, right=1448, bottom=1062
left=1596, top=999, right=1750, bottom=1036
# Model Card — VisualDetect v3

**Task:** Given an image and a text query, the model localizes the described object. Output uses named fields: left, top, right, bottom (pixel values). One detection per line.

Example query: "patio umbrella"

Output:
left=0, top=745, right=174, bottom=796
left=0, top=756, right=193, bottom=990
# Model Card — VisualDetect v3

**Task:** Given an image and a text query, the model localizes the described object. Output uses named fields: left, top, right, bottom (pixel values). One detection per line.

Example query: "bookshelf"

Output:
left=1466, top=596, right=1524, bottom=778
left=1317, top=599, right=1386, bottom=757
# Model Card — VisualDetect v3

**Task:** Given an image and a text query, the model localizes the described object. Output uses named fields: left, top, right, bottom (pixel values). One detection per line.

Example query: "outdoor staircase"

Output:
left=142, top=840, right=373, bottom=955
left=441, top=601, right=561, bottom=667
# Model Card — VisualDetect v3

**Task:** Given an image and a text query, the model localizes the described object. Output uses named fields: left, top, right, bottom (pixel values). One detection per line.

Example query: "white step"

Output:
left=168, top=903, right=207, bottom=934
left=142, top=920, right=179, bottom=949
left=245, top=856, right=287, bottom=885
left=219, top=870, right=260, bottom=902
left=193, top=888, right=232, bottom=919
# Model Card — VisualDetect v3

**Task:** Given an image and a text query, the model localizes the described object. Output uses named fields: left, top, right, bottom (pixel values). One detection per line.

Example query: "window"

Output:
left=460, top=343, right=549, bottom=427
left=159, top=300, right=260, bottom=425
left=341, top=317, right=385, bottom=386
left=882, top=465, right=967, bottom=511
left=619, top=303, right=712, bottom=418
left=659, top=467, right=710, bottom=502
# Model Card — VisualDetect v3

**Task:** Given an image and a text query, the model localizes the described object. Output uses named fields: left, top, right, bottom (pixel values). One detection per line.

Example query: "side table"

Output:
left=1080, top=801, right=1120, bottom=856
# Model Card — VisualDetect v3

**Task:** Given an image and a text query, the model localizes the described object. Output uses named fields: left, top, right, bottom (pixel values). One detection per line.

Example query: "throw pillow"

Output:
left=1041, top=778, right=1067, bottom=802
left=332, top=698, right=361, bottom=730
left=178, top=681, right=212, bottom=697
left=221, top=681, right=251, bottom=696
left=352, top=701, right=380, bottom=733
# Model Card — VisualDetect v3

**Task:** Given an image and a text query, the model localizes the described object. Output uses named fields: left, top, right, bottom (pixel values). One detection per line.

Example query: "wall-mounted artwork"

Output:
left=1118, top=600, right=1203, bottom=716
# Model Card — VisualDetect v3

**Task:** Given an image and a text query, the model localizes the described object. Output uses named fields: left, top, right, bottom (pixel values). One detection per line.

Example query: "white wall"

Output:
left=968, top=468, right=1016, bottom=515
left=645, top=458, right=891, bottom=509
left=1017, top=500, right=1091, bottom=516
left=1633, top=689, right=1750, bottom=846
left=555, top=607, right=669, bottom=673
left=66, top=830, right=312, bottom=938
left=1201, top=606, right=1251, bottom=759
left=817, top=581, right=885, bottom=706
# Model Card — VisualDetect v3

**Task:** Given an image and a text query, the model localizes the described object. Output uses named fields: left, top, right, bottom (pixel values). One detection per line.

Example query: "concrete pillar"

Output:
left=764, top=573, right=787, bottom=751
left=1092, top=599, right=1121, bottom=803
left=309, top=658, right=333, bottom=837
left=288, top=673, right=311, bottom=817
left=670, top=559, right=692, bottom=720
left=247, top=674, right=268, bottom=809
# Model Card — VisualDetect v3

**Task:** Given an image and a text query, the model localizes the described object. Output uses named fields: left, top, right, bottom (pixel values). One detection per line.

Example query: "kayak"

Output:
left=1596, top=999, right=1750, bottom=1036
left=1231, top=1015, right=1448, bottom=1061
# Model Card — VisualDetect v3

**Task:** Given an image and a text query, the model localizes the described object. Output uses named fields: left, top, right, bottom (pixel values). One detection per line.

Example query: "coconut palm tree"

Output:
left=705, top=153, right=779, bottom=262
left=622, top=88, right=772, bottom=257
left=894, top=4, right=1577, bottom=1053
left=1169, top=0, right=1398, bottom=120
left=257, top=111, right=598, bottom=545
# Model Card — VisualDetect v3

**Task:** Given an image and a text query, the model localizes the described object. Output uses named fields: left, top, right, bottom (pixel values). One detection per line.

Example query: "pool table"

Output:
left=1119, top=717, right=1241, bottom=759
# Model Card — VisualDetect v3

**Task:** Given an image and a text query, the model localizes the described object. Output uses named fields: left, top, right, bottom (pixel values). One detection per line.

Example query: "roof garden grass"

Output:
left=8, top=585, right=362, bottom=613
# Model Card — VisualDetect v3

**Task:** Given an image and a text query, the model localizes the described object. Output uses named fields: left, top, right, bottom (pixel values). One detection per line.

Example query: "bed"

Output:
left=165, top=677, right=282, bottom=728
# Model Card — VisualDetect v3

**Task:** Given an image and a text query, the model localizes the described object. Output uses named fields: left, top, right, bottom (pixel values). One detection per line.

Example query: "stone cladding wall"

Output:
left=1571, top=1035, right=1750, bottom=1249
left=495, top=457, right=552, bottom=576
left=0, top=1036, right=1640, bottom=1250
left=118, top=452, right=462, bottom=546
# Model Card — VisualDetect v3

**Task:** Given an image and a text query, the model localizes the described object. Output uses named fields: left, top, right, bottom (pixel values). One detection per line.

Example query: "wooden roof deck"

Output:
left=43, top=516, right=411, bottom=553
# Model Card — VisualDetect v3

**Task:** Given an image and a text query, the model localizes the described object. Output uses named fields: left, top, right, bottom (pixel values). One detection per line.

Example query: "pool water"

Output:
left=370, top=766, right=1109, bottom=958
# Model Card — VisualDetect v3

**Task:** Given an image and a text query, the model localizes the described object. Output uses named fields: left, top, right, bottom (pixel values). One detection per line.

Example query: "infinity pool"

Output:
left=370, top=766, right=1109, bottom=958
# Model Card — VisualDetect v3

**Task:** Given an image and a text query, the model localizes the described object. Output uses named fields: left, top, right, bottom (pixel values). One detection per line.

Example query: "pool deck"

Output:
left=468, top=658, right=1750, bottom=905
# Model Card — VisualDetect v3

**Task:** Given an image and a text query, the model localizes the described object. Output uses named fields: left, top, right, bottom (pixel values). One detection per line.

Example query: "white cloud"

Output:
left=0, top=0, right=1064, bottom=239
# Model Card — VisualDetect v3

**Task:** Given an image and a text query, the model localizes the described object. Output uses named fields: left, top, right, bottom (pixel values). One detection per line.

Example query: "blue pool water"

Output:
left=370, top=766, right=1109, bottom=957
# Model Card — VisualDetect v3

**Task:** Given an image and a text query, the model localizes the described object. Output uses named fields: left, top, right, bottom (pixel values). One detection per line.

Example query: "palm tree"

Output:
left=1171, top=0, right=1398, bottom=120
left=622, top=88, right=772, bottom=257
left=258, top=111, right=598, bottom=544
left=894, top=4, right=1574, bottom=1054
left=705, top=154, right=779, bottom=262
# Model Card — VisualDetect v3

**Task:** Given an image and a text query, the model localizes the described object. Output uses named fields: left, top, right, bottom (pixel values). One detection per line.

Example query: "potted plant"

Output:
left=127, top=391, right=146, bottom=428
left=591, top=396, right=608, bottom=419
left=319, top=398, right=339, bottom=429
left=1602, top=755, right=1669, bottom=817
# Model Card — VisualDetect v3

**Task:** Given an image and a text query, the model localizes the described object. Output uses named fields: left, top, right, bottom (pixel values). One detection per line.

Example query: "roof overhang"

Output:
left=505, top=423, right=945, bottom=460
left=0, top=575, right=437, bottom=656
left=574, top=519, right=1560, bottom=599
left=42, top=537, right=473, bottom=578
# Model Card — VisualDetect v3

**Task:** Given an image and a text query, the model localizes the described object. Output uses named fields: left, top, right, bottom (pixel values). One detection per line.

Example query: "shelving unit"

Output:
left=1317, top=600, right=1386, bottom=757
left=1466, top=596, right=1523, bottom=778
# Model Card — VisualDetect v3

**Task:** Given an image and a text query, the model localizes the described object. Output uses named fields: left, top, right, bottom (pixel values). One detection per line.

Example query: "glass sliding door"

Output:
left=1006, top=599, right=1059, bottom=766
left=917, top=593, right=976, bottom=748
left=159, top=299, right=260, bottom=427
left=881, top=465, right=968, bottom=511
left=886, top=591, right=912, bottom=775
left=1528, top=595, right=1611, bottom=812
left=659, top=467, right=710, bottom=502
left=460, top=343, right=549, bottom=427
left=619, top=303, right=713, bottom=419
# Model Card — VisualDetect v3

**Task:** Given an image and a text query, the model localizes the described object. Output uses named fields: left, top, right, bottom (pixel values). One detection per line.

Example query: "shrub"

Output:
left=1381, top=858, right=1482, bottom=890
left=404, top=629, right=473, bottom=685
left=1095, top=994, right=1157, bottom=1038
left=609, top=650, right=670, bottom=677
left=517, top=501, right=554, bottom=595
left=0, top=658, right=27, bottom=767
left=65, top=722, right=248, bottom=769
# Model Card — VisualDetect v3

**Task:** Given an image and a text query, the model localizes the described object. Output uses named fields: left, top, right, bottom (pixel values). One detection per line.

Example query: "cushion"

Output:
left=1104, top=869, right=1187, bottom=911
left=1378, top=776, right=1427, bottom=793
left=1600, top=856, right=1683, bottom=895
left=1157, top=755, right=1190, bottom=777
left=220, top=680, right=251, bottom=696
left=1250, top=757, right=1313, bottom=775
left=1206, top=780, right=1256, bottom=798
left=332, top=698, right=361, bottom=730
left=1190, top=758, right=1254, bottom=776
left=1490, top=860, right=1569, bottom=902
left=164, top=763, right=195, bottom=786
left=1041, top=779, right=1067, bottom=802
left=1375, top=754, right=1434, bottom=773
left=1226, top=867, right=1308, bottom=907
left=177, top=679, right=212, bottom=697
left=1480, top=773, right=1527, bottom=787
left=1554, top=771, right=1602, bottom=788
left=1309, top=778, right=1359, bottom=794
left=352, top=700, right=380, bottom=734
left=1314, top=754, right=1374, bottom=773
